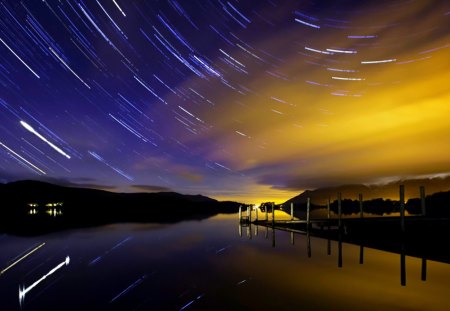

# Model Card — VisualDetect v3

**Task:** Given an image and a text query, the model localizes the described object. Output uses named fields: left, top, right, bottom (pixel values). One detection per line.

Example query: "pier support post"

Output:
left=359, top=245, right=364, bottom=264
left=247, top=206, right=250, bottom=223
left=400, top=185, right=405, bottom=232
left=359, top=194, right=363, bottom=218
left=327, top=198, right=330, bottom=220
left=290, top=232, right=294, bottom=245
left=306, top=197, right=311, bottom=229
left=421, top=258, right=427, bottom=281
left=265, top=204, right=268, bottom=221
left=290, top=202, right=294, bottom=220
left=239, top=205, right=242, bottom=222
left=272, top=226, right=276, bottom=248
left=271, top=202, right=275, bottom=225
left=255, top=206, right=258, bottom=221
left=327, top=197, right=331, bottom=255
left=420, top=186, right=426, bottom=216
left=401, top=242, right=406, bottom=286
left=338, top=231, right=342, bottom=268
left=307, top=229, right=311, bottom=258
left=338, top=192, right=342, bottom=228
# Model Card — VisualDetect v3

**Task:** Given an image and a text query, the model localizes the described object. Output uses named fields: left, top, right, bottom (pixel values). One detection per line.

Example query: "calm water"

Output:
left=0, top=214, right=449, bottom=310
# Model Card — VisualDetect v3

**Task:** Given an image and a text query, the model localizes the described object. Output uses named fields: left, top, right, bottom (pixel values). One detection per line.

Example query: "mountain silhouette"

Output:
left=0, top=180, right=241, bottom=235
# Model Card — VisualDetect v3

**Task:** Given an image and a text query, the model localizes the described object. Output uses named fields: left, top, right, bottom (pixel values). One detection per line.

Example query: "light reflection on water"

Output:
left=0, top=213, right=449, bottom=310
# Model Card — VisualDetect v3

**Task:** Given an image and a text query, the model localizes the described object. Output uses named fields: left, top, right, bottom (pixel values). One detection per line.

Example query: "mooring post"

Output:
left=420, top=186, right=426, bottom=216
left=401, top=241, right=406, bottom=286
left=327, top=198, right=330, bottom=220
left=327, top=237, right=331, bottom=256
left=290, top=202, right=294, bottom=220
left=306, top=197, right=311, bottom=229
left=338, top=192, right=342, bottom=228
left=327, top=197, right=331, bottom=256
left=421, top=257, right=427, bottom=281
left=359, top=245, right=364, bottom=264
left=400, top=185, right=405, bottom=232
left=272, top=226, right=275, bottom=248
left=307, top=229, right=311, bottom=258
left=338, top=230, right=343, bottom=268
left=359, top=193, right=363, bottom=218
left=271, top=202, right=275, bottom=225
left=239, top=205, right=242, bottom=222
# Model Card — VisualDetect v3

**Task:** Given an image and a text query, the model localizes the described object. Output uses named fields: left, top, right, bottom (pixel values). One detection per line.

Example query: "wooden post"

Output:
left=265, top=204, right=268, bottom=221
left=420, top=186, right=426, bottom=216
left=307, top=230, right=311, bottom=258
left=247, top=206, right=250, bottom=222
left=338, top=231, right=343, bottom=268
left=338, top=192, right=342, bottom=228
left=272, top=226, right=275, bottom=248
left=255, top=205, right=258, bottom=221
left=290, top=231, right=294, bottom=245
left=290, top=202, right=294, bottom=220
left=327, top=237, right=331, bottom=256
left=359, top=194, right=363, bottom=218
left=271, top=202, right=275, bottom=225
left=327, top=197, right=331, bottom=255
left=400, top=185, right=405, bottom=232
left=239, top=205, right=242, bottom=222
left=327, top=198, right=330, bottom=219
left=359, top=245, right=364, bottom=264
left=421, top=258, right=427, bottom=281
left=306, top=197, right=311, bottom=229
left=401, top=242, right=406, bottom=286
left=249, top=206, right=252, bottom=223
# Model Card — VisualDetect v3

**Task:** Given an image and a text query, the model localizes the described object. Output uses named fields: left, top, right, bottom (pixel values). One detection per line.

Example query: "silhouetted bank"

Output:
left=0, top=180, right=242, bottom=235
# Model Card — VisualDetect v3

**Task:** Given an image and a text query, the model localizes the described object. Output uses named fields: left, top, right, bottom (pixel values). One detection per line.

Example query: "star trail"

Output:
left=0, top=1, right=449, bottom=203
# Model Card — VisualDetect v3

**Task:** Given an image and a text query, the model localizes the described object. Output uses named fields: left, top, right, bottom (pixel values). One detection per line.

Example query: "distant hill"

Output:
left=284, top=176, right=450, bottom=206
left=0, top=180, right=242, bottom=235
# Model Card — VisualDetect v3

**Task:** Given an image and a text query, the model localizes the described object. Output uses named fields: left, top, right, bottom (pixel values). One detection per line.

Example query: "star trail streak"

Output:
left=0, top=1, right=448, bottom=203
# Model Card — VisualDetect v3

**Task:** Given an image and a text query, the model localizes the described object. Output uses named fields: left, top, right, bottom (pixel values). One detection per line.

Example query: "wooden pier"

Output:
left=238, top=185, right=450, bottom=265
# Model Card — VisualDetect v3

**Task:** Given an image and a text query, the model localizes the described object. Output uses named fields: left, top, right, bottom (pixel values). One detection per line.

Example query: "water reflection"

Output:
left=238, top=221, right=445, bottom=287
left=0, top=215, right=448, bottom=310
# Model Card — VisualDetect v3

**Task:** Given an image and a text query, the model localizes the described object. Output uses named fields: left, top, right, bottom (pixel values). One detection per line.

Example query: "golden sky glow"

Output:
left=167, top=1, right=450, bottom=203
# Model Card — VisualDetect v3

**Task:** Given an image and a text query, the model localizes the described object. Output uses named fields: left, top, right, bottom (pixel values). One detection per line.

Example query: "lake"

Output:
left=0, top=213, right=449, bottom=310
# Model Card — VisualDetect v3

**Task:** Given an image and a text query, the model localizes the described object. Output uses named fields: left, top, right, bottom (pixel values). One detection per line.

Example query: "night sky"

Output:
left=0, top=0, right=449, bottom=203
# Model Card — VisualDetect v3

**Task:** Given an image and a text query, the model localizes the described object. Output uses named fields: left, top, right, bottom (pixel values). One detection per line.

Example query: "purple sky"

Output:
left=1, top=1, right=449, bottom=203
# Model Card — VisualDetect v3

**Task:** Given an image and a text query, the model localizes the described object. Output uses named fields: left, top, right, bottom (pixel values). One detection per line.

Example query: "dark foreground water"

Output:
left=0, top=214, right=449, bottom=311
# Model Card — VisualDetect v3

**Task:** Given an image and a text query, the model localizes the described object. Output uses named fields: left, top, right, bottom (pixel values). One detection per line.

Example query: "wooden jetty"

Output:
left=238, top=185, right=450, bottom=265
